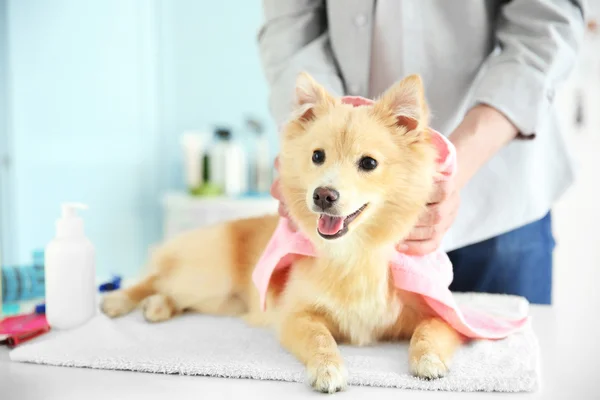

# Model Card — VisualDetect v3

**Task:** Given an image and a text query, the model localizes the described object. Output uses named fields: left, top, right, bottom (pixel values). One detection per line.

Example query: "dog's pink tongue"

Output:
left=318, top=215, right=345, bottom=235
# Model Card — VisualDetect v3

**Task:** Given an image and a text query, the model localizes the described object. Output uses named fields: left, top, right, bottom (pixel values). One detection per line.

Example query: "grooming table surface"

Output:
left=6, top=293, right=536, bottom=393
left=1, top=304, right=598, bottom=399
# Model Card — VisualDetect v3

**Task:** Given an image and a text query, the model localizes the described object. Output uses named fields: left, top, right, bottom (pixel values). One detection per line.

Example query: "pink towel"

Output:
left=252, top=97, right=528, bottom=340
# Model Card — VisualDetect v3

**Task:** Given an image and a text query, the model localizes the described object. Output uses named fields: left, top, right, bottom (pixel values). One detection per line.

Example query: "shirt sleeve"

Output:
left=471, top=0, right=586, bottom=137
left=258, top=0, right=345, bottom=128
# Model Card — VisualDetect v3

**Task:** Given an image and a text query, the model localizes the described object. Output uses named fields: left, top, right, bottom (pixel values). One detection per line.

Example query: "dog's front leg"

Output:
left=408, top=317, right=463, bottom=379
left=278, top=310, right=347, bottom=393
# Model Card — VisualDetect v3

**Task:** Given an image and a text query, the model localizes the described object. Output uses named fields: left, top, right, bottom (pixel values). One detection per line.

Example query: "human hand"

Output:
left=270, top=156, right=297, bottom=231
left=396, top=104, right=518, bottom=256
left=396, top=177, right=460, bottom=255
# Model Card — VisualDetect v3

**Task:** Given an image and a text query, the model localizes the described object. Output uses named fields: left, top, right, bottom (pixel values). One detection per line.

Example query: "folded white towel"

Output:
left=10, top=292, right=539, bottom=392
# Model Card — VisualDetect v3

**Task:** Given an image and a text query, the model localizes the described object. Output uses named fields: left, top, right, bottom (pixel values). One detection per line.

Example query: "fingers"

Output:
left=415, top=190, right=459, bottom=227
left=271, top=179, right=287, bottom=217
left=278, top=201, right=297, bottom=231
left=271, top=156, right=283, bottom=201
left=428, top=179, right=453, bottom=204
left=415, top=204, right=443, bottom=226
left=270, top=177, right=281, bottom=200
left=274, top=156, right=280, bottom=171
left=413, top=178, right=455, bottom=229
left=398, top=191, right=460, bottom=256
left=396, top=240, right=439, bottom=256
left=270, top=161, right=298, bottom=231
left=405, top=226, right=438, bottom=241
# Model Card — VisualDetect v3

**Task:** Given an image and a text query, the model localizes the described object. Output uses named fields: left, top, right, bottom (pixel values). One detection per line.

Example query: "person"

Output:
left=258, top=0, right=586, bottom=304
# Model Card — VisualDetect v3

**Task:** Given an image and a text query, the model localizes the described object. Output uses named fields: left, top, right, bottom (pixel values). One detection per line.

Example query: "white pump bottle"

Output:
left=45, top=203, right=96, bottom=329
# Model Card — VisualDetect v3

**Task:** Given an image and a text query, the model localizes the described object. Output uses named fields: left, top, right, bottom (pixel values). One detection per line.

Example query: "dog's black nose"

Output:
left=313, top=187, right=339, bottom=210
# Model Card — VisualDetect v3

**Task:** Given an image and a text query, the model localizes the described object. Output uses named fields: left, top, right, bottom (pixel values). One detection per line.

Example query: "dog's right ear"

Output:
left=291, top=72, right=335, bottom=122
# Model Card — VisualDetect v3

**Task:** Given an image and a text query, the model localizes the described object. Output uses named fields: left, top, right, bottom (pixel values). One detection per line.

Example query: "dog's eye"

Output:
left=312, top=149, right=326, bottom=165
left=359, top=156, right=378, bottom=171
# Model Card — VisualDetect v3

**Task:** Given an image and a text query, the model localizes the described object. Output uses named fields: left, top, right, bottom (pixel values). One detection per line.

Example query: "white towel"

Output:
left=10, top=292, right=539, bottom=392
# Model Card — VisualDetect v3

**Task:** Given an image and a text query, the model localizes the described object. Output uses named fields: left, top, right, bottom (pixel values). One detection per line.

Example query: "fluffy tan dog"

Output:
left=101, top=73, right=462, bottom=393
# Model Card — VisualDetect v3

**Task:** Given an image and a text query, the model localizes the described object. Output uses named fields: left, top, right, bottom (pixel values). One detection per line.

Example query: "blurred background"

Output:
left=0, top=0, right=280, bottom=289
left=0, top=1, right=598, bottom=315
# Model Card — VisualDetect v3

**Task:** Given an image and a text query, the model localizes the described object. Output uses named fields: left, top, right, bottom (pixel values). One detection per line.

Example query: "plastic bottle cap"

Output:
left=56, top=202, right=88, bottom=238
left=181, top=131, right=205, bottom=151
left=215, top=128, right=231, bottom=140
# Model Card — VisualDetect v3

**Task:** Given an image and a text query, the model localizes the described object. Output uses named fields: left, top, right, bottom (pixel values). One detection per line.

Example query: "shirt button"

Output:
left=354, top=14, right=367, bottom=27
left=349, top=84, right=361, bottom=95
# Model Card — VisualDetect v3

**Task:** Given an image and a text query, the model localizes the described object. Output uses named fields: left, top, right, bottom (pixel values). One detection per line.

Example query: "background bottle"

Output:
left=45, top=203, right=96, bottom=329
left=246, top=117, right=271, bottom=194
left=181, top=131, right=206, bottom=194
left=209, top=127, right=230, bottom=192
left=224, top=137, right=248, bottom=196
left=209, top=127, right=248, bottom=197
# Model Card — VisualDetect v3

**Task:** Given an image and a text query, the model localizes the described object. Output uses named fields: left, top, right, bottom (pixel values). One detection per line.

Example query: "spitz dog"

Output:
left=101, top=73, right=462, bottom=393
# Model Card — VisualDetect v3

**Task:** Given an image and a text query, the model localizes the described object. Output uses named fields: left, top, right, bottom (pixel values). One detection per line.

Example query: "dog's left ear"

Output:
left=373, top=74, right=428, bottom=133
left=292, top=72, right=336, bottom=122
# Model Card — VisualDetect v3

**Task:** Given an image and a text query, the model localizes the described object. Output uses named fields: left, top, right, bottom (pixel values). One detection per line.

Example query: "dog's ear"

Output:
left=292, top=72, right=335, bottom=122
left=373, top=74, right=428, bottom=133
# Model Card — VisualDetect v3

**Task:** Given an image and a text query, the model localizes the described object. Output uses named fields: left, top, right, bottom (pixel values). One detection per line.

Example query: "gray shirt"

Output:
left=258, top=0, right=586, bottom=251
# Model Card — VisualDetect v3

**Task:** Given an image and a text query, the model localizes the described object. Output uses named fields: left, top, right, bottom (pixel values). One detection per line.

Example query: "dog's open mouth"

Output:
left=317, top=204, right=368, bottom=240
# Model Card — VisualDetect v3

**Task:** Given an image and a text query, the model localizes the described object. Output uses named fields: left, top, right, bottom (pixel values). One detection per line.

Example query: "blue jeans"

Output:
left=447, top=212, right=555, bottom=305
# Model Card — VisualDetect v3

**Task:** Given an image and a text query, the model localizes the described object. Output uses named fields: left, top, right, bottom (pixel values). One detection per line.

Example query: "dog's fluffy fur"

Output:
left=101, top=73, right=463, bottom=393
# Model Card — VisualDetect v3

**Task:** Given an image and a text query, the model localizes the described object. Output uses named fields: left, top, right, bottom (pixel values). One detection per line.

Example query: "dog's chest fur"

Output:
left=330, top=280, right=402, bottom=346
left=309, top=258, right=403, bottom=346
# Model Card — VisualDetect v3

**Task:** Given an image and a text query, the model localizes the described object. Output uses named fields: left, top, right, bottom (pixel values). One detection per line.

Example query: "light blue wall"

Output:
left=7, top=0, right=162, bottom=277
left=157, top=0, right=277, bottom=189
left=3, top=0, right=276, bottom=278
left=0, top=0, right=13, bottom=264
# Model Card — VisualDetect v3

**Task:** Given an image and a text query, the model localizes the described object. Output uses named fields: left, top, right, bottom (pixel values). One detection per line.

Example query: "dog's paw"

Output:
left=101, top=291, right=135, bottom=318
left=306, top=355, right=348, bottom=394
left=410, top=353, right=449, bottom=380
left=142, top=294, right=175, bottom=323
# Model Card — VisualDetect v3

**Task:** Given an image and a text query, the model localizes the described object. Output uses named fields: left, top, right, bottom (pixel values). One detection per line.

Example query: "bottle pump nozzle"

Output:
left=56, top=203, right=88, bottom=238
left=61, top=203, right=88, bottom=218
